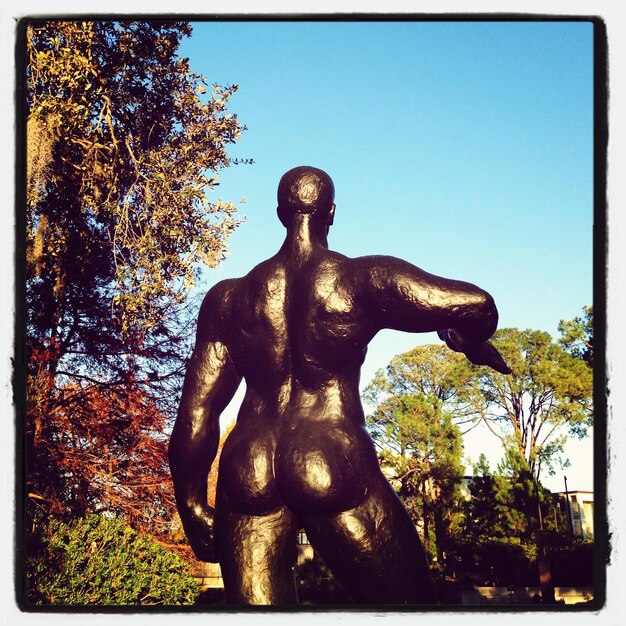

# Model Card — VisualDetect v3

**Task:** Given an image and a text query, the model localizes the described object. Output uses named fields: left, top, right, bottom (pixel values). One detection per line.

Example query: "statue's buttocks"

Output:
left=218, top=405, right=376, bottom=518
left=218, top=426, right=280, bottom=516
left=274, top=420, right=373, bottom=516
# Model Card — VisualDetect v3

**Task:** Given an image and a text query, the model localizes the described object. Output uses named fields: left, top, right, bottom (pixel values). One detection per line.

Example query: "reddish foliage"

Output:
left=27, top=379, right=179, bottom=543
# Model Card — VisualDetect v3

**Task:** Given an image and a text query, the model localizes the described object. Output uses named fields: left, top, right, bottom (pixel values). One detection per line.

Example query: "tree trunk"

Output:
left=422, top=478, right=431, bottom=562
left=434, top=506, right=446, bottom=567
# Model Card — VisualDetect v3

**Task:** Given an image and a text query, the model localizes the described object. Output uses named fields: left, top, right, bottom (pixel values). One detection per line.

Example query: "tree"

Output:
left=462, top=454, right=508, bottom=542
left=364, top=329, right=592, bottom=553
left=23, top=21, right=246, bottom=541
left=364, top=344, right=478, bottom=431
left=494, top=448, right=543, bottom=539
left=461, top=452, right=562, bottom=546
left=558, top=306, right=593, bottom=366
left=26, top=380, right=180, bottom=539
left=364, top=346, right=466, bottom=565
left=458, top=328, right=593, bottom=485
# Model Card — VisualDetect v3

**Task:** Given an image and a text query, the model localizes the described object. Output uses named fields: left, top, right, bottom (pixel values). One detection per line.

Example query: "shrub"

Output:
left=27, top=514, right=200, bottom=606
left=447, top=537, right=536, bottom=586
left=479, top=538, right=536, bottom=585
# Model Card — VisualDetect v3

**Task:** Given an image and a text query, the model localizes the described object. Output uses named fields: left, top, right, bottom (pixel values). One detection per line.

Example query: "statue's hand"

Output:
left=463, top=340, right=512, bottom=375
left=180, top=502, right=218, bottom=562
left=438, top=329, right=511, bottom=375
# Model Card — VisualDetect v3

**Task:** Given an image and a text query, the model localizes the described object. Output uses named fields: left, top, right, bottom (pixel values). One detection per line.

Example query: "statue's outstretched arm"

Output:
left=354, top=255, right=511, bottom=374
left=168, top=286, right=241, bottom=562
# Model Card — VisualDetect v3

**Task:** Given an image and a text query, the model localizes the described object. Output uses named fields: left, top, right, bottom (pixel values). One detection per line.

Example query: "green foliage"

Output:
left=27, top=514, right=200, bottom=606
left=458, top=328, right=593, bottom=482
left=363, top=344, right=468, bottom=407
left=448, top=533, right=593, bottom=588
left=364, top=345, right=466, bottom=562
left=547, top=539, right=594, bottom=586
left=559, top=306, right=593, bottom=366
left=451, top=327, right=593, bottom=536
left=364, top=321, right=593, bottom=556
left=463, top=455, right=509, bottom=541
left=492, top=449, right=540, bottom=538
left=364, top=346, right=466, bottom=479
left=26, top=21, right=247, bottom=333
left=464, top=452, right=562, bottom=542
left=449, top=537, right=537, bottom=586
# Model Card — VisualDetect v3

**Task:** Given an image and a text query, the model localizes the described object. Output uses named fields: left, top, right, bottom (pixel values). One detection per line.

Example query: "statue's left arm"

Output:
left=354, top=255, right=511, bottom=374
left=168, top=284, right=241, bottom=562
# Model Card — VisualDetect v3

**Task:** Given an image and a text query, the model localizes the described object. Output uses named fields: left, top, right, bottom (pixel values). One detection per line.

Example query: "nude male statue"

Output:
left=168, top=166, right=510, bottom=605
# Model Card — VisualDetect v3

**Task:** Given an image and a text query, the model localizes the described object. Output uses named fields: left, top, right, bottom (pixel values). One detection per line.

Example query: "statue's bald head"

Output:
left=277, top=166, right=335, bottom=228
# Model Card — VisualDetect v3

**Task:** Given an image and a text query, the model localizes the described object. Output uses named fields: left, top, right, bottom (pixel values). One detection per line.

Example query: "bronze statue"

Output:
left=169, top=166, right=510, bottom=605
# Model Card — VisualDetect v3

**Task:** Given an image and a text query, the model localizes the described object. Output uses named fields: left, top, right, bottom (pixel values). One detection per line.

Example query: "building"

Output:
left=460, top=475, right=594, bottom=540
left=553, top=490, right=594, bottom=539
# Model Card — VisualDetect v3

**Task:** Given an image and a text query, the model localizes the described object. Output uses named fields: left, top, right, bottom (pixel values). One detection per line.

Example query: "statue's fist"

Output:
left=465, top=341, right=512, bottom=375
left=181, top=503, right=218, bottom=562
left=438, top=329, right=511, bottom=375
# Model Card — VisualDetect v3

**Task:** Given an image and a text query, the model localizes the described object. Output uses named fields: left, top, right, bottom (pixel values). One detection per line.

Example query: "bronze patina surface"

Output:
left=169, top=166, right=510, bottom=605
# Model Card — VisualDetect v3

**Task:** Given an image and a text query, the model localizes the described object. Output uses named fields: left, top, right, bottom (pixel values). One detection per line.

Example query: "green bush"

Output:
left=479, top=538, right=536, bottom=585
left=447, top=537, right=536, bottom=586
left=27, top=514, right=200, bottom=606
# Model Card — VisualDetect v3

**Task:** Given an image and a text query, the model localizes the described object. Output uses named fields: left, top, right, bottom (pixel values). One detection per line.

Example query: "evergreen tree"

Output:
left=558, top=306, right=593, bottom=366
left=463, top=454, right=507, bottom=541
left=364, top=346, right=466, bottom=564
left=457, top=328, right=593, bottom=484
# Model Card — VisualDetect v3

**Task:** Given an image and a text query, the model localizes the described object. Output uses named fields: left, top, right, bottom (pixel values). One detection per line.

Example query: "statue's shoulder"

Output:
left=208, top=276, right=241, bottom=297
left=315, top=248, right=351, bottom=271
left=335, top=253, right=387, bottom=279
left=338, top=254, right=421, bottom=297
left=312, top=250, right=386, bottom=287
left=200, top=277, right=242, bottom=319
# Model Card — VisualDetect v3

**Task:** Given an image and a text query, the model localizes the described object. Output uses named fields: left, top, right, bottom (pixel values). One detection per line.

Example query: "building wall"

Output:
left=555, top=490, right=594, bottom=540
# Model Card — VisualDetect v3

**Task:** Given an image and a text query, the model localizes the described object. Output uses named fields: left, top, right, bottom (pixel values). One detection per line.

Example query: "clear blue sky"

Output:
left=180, top=20, right=594, bottom=491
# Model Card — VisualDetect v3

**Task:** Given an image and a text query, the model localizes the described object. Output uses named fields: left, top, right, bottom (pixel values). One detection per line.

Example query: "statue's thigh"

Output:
left=214, top=505, right=299, bottom=605
left=303, top=476, right=433, bottom=604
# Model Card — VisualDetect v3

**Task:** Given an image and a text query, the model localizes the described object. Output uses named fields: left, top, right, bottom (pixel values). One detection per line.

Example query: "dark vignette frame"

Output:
left=13, top=12, right=609, bottom=615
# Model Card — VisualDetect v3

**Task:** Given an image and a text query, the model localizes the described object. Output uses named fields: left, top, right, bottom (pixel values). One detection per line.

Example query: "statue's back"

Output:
left=222, top=248, right=372, bottom=396
left=216, top=248, right=379, bottom=518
